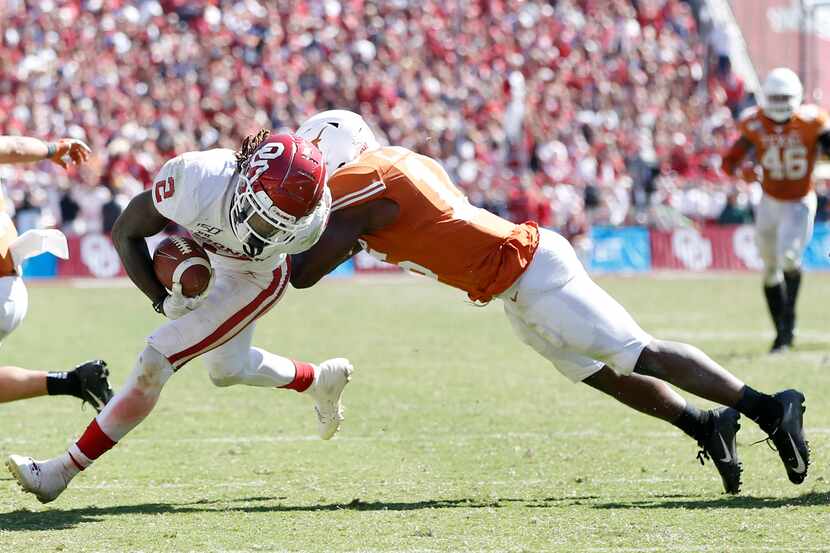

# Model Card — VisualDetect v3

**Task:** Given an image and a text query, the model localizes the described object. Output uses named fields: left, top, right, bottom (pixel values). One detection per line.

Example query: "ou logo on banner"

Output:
left=671, top=228, right=712, bottom=271
left=80, top=234, right=122, bottom=278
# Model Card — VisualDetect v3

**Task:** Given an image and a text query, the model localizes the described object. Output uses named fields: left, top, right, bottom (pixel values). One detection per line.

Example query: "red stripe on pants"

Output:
left=167, top=263, right=289, bottom=367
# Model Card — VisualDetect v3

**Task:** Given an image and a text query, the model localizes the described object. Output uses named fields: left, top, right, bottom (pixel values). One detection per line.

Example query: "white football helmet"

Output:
left=296, top=110, right=380, bottom=176
left=762, top=67, right=803, bottom=123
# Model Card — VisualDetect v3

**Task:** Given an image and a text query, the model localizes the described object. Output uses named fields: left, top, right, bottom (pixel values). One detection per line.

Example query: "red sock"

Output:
left=281, top=360, right=315, bottom=392
left=68, top=419, right=117, bottom=470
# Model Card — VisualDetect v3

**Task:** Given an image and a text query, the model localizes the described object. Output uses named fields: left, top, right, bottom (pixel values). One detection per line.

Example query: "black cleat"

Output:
left=769, top=333, right=792, bottom=354
left=696, top=407, right=742, bottom=494
left=763, top=390, right=809, bottom=484
left=73, top=360, right=113, bottom=413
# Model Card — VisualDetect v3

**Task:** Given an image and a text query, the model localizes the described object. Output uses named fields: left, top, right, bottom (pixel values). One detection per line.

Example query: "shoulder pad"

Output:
left=797, top=104, right=820, bottom=122
left=737, top=105, right=760, bottom=124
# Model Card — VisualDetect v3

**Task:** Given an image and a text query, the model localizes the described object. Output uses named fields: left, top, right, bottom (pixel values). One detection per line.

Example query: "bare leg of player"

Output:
left=584, top=365, right=744, bottom=493
left=634, top=341, right=745, bottom=407
left=6, top=338, right=350, bottom=503
left=634, top=339, right=809, bottom=485
left=6, top=346, right=171, bottom=503
left=584, top=367, right=685, bottom=422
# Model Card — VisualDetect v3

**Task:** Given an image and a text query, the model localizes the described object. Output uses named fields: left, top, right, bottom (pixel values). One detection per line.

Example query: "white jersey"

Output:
left=151, top=149, right=286, bottom=274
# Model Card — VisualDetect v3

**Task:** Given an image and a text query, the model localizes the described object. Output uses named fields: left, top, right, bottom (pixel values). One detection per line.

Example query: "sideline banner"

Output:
left=650, top=225, right=761, bottom=271
left=23, top=233, right=359, bottom=279
left=804, top=222, right=830, bottom=270
left=650, top=223, right=830, bottom=271
left=57, top=234, right=127, bottom=278
left=54, top=234, right=170, bottom=278
left=587, top=226, right=651, bottom=273
left=19, top=224, right=830, bottom=278
left=351, top=250, right=402, bottom=273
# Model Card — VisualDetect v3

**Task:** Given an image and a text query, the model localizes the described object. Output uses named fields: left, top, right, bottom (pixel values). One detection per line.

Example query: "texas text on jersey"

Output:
left=151, top=149, right=286, bottom=273
left=328, top=146, right=540, bottom=303
left=725, top=104, right=830, bottom=200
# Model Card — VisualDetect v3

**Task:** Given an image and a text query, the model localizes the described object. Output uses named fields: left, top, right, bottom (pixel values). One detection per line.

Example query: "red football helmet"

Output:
left=231, top=133, right=330, bottom=255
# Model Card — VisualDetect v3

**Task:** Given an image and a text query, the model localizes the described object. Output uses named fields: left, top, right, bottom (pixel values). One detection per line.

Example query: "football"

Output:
left=152, top=236, right=212, bottom=297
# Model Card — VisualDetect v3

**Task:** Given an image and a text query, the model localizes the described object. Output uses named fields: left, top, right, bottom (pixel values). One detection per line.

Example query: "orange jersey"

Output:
left=329, top=147, right=540, bottom=302
left=0, top=192, right=17, bottom=276
left=733, top=105, right=830, bottom=200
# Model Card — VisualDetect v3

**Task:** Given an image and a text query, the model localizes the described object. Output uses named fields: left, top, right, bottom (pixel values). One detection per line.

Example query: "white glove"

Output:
left=162, top=273, right=214, bottom=320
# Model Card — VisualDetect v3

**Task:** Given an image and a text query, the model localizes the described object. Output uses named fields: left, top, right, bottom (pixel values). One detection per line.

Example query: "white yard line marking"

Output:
left=3, top=427, right=830, bottom=447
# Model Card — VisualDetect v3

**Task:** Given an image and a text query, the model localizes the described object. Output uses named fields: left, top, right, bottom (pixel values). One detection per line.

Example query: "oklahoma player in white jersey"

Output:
left=722, top=68, right=830, bottom=352
left=6, top=132, right=353, bottom=504
left=293, top=111, right=809, bottom=495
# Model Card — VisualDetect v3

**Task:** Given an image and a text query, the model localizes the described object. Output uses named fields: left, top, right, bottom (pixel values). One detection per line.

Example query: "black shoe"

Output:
left=696, top=407, right=742, bottom=494
left=769, top=334, right=792, bottom=354
left=73, top=360, right=113, bottom=413
left=763, top=390, right=809, bottom=484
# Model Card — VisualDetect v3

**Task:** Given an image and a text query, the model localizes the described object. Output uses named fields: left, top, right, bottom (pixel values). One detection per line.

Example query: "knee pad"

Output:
left=208, top=367, right=241, bottom=387
left=134, top=345, right=174, bottom=394
left=0, top=302, right=25, bottom=340
left=205, top=345, right=256, bottom=387
left=0, top=279, right=27, bottom=339
left=782, top=253, right=801, bottom=273
left=763, top=266, right=784, bottom=287
left=206, top=356, right=246, bottom=387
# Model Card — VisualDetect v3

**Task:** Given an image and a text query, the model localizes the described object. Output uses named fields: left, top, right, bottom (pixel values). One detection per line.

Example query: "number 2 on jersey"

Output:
left=154, top=177, right=175, bottom=202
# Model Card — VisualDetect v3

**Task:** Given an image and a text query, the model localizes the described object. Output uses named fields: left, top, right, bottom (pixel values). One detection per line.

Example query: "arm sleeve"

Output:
left=329, top=163, right=388, bottom=212
left=722, top=108, right=761, bottom=176
left=721, top=136, right=753, bottom=176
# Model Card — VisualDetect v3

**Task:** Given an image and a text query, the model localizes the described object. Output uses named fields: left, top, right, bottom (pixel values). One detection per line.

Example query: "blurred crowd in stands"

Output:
left=1, top=0, right=829, bottom=239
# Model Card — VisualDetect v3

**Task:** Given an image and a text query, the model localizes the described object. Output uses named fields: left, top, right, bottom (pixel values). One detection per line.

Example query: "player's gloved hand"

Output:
left=46, top=138, right=91, bottom=168
left=162, top=272, right=214, bottom=320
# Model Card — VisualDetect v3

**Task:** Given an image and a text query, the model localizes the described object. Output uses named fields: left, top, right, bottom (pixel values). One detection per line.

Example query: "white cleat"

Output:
left=6, top=454, right=72, bottom=504
left=307, top=358, right=353, bottom=440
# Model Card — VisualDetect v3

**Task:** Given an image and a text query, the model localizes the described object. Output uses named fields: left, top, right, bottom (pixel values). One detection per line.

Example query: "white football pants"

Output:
left=755, top=192, right=816, bottom=285
left=0, top=275, right=27, bottom=344
left=501, top=230, right=653, bottom=382
left=148, top=264, right=290, bottom=372
left=97, top=263, right=298, bottom=442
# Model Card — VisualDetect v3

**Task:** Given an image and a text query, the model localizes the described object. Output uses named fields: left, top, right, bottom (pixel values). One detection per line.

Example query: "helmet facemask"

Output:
left=231, top=172, right=317, bottom=257
left=764, top=94, right=801, bottom=123
left=762, top=68, right=803, bottom=123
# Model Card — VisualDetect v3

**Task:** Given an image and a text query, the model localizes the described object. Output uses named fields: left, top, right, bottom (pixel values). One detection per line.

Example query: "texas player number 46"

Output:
left=761, top=144, right=808, bottom=180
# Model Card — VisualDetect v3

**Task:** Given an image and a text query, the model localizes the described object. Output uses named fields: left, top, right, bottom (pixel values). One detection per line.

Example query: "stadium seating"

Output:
left=0, top=0, right=761, bottom=233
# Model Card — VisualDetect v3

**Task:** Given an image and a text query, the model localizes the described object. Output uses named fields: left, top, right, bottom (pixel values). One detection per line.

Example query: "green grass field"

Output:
left=1, top=273, right=829, bottom=552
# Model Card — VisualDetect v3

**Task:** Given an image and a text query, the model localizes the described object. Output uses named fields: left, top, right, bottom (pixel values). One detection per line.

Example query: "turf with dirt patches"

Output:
left=1, top=274, right=829, bottom=552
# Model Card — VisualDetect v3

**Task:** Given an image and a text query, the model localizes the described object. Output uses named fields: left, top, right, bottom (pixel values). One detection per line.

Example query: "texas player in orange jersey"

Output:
left=291, top=110, right=811, bottom=494
left=722, top=68, right=830, bottom=353
left=0, top=136, right=113, bottom=410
